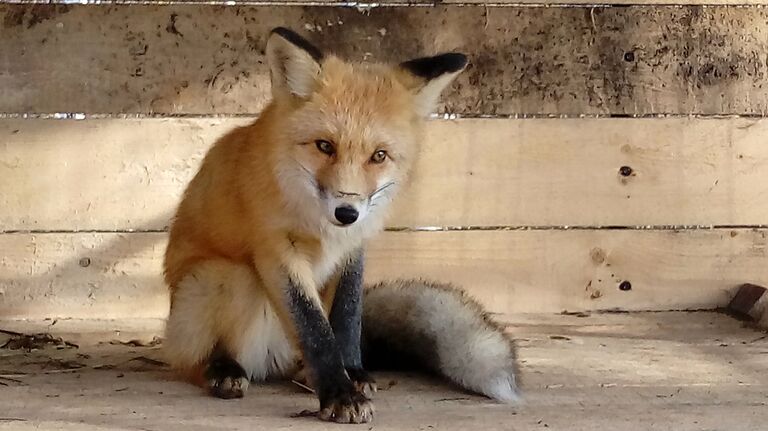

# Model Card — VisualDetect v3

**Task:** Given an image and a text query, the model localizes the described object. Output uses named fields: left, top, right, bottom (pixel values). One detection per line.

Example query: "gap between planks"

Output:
left=3, top=1, right=768, bottom=6
left=3, top=113, right=768, bottom=120
left=4, top=225, right=768, bottom=235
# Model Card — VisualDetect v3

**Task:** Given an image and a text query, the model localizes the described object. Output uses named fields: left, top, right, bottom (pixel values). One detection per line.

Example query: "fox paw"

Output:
left=209, top=375, right=249, bottom=399
left=205, top=355, right=249, bottom=399
left=294, top=367, right=377, bottom=399
left=346, top=368, right=377, bottom=398
left=319, top=390, right=374, bottom=424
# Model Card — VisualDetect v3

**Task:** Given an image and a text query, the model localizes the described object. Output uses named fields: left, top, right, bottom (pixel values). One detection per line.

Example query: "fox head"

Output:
left=264, top=27, right=467, bottom=232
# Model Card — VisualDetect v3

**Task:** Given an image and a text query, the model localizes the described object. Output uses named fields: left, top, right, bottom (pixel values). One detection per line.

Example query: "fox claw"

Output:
left=319, top=390, right=374, bottom=424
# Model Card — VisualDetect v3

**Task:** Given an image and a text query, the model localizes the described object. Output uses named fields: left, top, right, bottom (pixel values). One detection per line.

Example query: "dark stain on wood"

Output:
left=2, top=5, right=71, bottom=29
left=1, top=4, right=767, bottom=115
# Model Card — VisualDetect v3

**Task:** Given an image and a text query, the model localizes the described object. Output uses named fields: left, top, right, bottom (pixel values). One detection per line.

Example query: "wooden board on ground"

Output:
left=1, top=312, right=766, bottom=430
left=2, top=5, right=768, bottom=115
left=1, top=229, right=764, bottom=319
left=3, top=117, right=768, bottom=231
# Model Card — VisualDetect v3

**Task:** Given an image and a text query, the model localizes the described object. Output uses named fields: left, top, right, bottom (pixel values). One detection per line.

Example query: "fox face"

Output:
left=264, top=28, right=467, bottom=231
left=276, top=58, right=419, bottom=229
left=294, top=134, right=401, bottom=228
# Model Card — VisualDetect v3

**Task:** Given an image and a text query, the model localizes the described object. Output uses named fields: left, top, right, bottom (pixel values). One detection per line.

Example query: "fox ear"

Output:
left=399, top=53, right=468, bottom=116
left=266, top=27, right=324, bottom=101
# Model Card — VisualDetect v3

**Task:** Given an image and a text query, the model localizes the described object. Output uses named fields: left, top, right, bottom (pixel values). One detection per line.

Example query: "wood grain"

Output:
left=14, top=0, right=768, bottom=4
left=3, top=117, right=768, bottom=231
left=2, top=312, right=767, bottom=431
left=1, top=229, right=763, bottom=319
left=2, top=5, right=768, bottom=115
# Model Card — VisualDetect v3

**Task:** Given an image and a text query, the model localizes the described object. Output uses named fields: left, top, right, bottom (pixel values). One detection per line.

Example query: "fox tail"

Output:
left=362, top=279, right=519, bottom=402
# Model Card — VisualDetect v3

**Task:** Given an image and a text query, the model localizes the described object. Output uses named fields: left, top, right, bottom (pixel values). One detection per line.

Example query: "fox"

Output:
left=163, top=27, right=518, bottom=424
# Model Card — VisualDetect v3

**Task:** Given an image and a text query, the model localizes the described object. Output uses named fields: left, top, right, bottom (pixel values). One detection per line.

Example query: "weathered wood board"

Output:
left=3, top=117, right=768, bottom=231
left=1, top=312, right=767, bottom=431
left=8, top=0, right=768, bottom=5
left=2, top=1, right=767, bottom=323
left=1, top=229, right=763, bottom=319
left=2, top=5, right=768, bottom=115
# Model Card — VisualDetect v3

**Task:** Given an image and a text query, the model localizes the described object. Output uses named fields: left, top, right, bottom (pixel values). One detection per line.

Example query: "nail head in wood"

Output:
left=619, top=166, right=633, bottom=177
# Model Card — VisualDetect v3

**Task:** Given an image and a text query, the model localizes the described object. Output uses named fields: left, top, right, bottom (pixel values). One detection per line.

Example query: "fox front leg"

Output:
left=285, top=277, right=374, bottom=423
left=327, top=250, right=377, bottom=397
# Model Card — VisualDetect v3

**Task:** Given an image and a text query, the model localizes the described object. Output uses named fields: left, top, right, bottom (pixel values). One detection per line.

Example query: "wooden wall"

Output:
left=2, top=2, right=768, bottom=319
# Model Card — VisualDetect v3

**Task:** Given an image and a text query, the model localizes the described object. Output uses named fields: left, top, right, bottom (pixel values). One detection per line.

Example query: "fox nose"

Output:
left=334, top=205, right=359, bottom=225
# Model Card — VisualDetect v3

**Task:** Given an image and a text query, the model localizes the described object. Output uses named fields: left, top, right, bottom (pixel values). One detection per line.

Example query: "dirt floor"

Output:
left=1, top=312, right=767, bottom=431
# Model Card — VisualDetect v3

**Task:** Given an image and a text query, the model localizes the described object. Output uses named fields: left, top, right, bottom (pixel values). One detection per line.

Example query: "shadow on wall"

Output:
left=0, top=118, right=223, bottom=232
left=0, top=215, right=173, bottom=321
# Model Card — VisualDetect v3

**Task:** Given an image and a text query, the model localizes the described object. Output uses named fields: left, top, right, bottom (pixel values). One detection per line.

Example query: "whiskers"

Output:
left=368, top=181, right=397, bottom=208
left=370, top=181, right=396, bottom=198
left=295, top=162, right=319, bottom=190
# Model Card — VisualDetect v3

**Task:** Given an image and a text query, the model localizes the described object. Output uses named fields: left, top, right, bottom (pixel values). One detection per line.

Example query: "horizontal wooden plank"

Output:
left=9, top=0, right=768, bottom=5
left=3, top=117, right=768, bottom=231
left=2, top=5, right=768, bottom=115
left=1, top=229, right=763, bottom=319
left=6, top=0, right=768, bottom=5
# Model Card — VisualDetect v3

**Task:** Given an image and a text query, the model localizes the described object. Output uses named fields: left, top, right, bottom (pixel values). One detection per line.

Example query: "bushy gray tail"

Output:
left=361, top=279, right=519, bottom=402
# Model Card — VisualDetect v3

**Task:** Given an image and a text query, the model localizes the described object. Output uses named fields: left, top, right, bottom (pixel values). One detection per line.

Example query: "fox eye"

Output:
left=370, top=150, right=388, bottom=164
left=315, top=140, right=335, bottom=156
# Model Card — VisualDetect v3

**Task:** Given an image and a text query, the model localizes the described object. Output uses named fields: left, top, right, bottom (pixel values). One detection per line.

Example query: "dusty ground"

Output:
left=1, top=312, right=767, bottom=431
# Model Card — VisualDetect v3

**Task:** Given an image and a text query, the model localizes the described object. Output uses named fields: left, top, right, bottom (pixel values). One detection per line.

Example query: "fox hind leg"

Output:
left=164, top=260, right=272, bottom=399
left=205, top=343, right=250, bottom=399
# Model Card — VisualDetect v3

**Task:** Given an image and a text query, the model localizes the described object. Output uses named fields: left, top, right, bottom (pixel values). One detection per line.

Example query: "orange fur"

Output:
left=164, top=59, right=423, bottom=292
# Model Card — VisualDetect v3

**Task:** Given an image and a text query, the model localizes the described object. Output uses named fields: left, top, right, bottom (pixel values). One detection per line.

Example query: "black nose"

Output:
left=334, top=205, right=359, bottom=225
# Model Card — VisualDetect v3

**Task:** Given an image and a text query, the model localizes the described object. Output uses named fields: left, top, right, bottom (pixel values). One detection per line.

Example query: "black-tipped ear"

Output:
left=270, top=27, right=323, bottom=63
left=400, top=53, right=468, bottom=81
left=266, top=27, right=324, bottom=100
left=400, top=53, right=468, bottom=116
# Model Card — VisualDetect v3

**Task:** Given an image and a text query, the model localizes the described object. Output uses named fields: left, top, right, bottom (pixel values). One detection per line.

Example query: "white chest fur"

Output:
left=312, top=228, right=363, bottom=288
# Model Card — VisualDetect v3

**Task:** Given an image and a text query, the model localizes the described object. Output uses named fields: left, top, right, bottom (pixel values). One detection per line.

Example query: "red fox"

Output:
left=163, top=27, right=518, bottom=424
